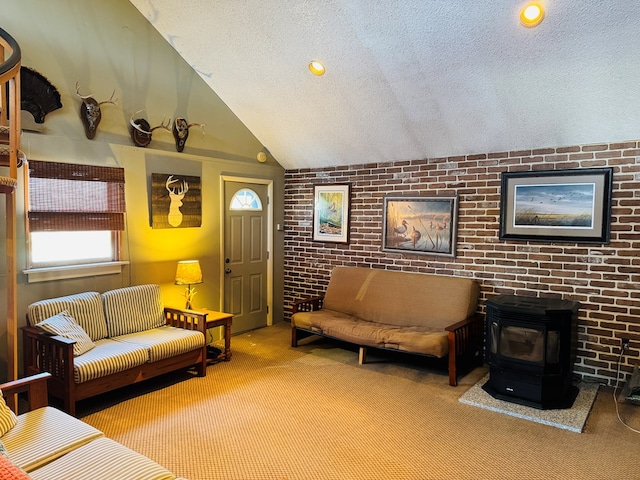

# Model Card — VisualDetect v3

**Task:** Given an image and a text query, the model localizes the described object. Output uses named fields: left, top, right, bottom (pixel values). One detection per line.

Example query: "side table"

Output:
left=198, top=309, right=233, bottom=363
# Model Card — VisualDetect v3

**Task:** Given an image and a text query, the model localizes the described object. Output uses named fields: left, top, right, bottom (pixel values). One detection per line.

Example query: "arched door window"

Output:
left=229, top=188, right=263, bottom=211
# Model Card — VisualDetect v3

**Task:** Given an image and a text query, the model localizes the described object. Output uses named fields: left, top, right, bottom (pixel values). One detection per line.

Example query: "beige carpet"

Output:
left=79, top=322, right=640, bottom=480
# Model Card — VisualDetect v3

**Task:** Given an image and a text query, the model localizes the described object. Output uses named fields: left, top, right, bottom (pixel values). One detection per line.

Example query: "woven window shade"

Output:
left=28, top=160, right=126, bottom=231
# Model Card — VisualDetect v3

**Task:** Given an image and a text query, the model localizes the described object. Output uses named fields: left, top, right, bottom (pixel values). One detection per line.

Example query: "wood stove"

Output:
left=482, top=294, right=580, bottom=410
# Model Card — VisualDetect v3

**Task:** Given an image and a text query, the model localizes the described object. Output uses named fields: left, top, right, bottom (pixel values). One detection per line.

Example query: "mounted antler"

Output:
left=76, top=82, right=118, bottom=139
left=129, top=110, right=171, bottom=147
left=172, top=117, right=206, bottom=152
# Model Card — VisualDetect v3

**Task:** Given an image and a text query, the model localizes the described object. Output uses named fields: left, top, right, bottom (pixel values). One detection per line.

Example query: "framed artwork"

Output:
left=312, top=183, right=351, bottom=243
left=499, top=167, right=613, bottom=243
left=382, top=195, right=458, bottom=258
left=151, top=173, right=202, bottom=228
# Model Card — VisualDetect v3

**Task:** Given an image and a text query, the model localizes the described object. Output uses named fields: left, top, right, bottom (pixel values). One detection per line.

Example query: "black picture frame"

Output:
left=382, top=195, right=458, bottom=258
left=499, top=167, right=613, bottom=243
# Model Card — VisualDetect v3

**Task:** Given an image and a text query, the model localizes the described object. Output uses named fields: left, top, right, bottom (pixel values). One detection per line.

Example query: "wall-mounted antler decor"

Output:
left=172, top=117, right=205, bottom=152
left=75, top=82, right=118, bottom=139
left=129, top=109, right=171, bottom=147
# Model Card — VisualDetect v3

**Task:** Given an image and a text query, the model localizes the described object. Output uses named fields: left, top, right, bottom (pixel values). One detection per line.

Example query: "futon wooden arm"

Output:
left=292, top=295, right=324, bottom=314
left=0, top=372, right=51, bottom=413
left=444, top=313, right=483, bottom=333
left=291, top=295, right=325, bottom=347
left=445, top=313, right=484, bottom=386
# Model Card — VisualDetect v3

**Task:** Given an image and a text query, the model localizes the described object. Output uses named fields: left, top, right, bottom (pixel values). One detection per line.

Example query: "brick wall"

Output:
left=283, top=141, right=640, bottom=386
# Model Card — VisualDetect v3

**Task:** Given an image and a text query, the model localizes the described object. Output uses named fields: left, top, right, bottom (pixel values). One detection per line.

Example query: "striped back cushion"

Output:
left=27, top=292, right=108, bottom=341
left=102, top=284, right=165, bottom=337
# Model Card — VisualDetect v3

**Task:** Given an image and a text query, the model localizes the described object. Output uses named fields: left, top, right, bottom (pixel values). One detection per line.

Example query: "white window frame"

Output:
left=23, top=160, right=128, bottom=282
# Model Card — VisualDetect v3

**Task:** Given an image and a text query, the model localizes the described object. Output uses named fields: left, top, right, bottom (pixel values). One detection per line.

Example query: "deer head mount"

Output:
left=172, top=117, right=205, bottom=152
left=129, top=110, right=171, bottom=148
left=76, top=82, right=118, bottom=139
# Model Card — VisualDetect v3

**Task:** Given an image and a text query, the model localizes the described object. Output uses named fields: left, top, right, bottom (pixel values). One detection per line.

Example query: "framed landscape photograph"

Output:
left=312, top=183, right=351, bottom=243
left=499, top=168, right=613, bottom=243
left=382, top=195, right=458, bottom=258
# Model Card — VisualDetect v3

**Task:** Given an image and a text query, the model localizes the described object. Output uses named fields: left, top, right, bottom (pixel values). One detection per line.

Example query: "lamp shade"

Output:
left=175, top=260, right=203, bottom=285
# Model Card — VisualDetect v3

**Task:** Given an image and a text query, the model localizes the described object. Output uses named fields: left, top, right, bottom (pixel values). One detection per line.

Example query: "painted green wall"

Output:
left=1, top=0, right=285, bottom=379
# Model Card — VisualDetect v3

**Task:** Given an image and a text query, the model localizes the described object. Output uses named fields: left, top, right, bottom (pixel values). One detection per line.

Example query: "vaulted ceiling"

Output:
left=128, top=1, right=640, bottom=170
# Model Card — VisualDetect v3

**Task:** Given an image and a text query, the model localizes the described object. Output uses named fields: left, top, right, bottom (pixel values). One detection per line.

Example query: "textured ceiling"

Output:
left=128, top=1, right=640, bottom=170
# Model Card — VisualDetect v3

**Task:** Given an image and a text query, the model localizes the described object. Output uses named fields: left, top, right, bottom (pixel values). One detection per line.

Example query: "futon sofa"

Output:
left=291, top=267, right=482, bottom=385
left=0, top=372, right=184, bottom=479
left=22, top=284, right=208, bottom=415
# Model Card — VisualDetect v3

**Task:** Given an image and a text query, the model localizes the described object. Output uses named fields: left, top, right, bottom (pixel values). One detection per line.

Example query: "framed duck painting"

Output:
left=382, top=195, right=458, bottom=258
left=312, top=183, right=351, bottom=244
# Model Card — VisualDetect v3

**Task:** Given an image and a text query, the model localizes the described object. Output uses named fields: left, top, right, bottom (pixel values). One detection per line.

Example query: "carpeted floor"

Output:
left=459, top=373, right=599, bottom=433
left=78, top=322, right=640, bottom=480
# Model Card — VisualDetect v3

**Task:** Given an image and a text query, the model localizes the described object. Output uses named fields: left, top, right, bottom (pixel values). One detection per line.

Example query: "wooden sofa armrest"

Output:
left=163, top=307, right=208, bottom=335
left=445, top=313, right=484, bottom=386
left=291, top=295, right=325, bottom=347
left=163, top=307, right=208, bottom=377
left=444, top=313, right=483, bottom=333
left=0, top=372, right=51, bottom=413
left=21, top=325, right=75, bottom=385
left=292, top=295, right=324, bottom=314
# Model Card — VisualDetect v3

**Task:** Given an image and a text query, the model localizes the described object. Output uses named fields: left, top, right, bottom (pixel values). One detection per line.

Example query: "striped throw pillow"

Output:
left=0, top=392, right=17, bottom=437
left=35, top=311, right=96, bottom=356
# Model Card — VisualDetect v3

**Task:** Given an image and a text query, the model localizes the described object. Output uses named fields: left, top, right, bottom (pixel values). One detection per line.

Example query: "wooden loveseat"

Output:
left=291, top=267, right=482, bottom=385
left=21, top=284, right=208, bottom=415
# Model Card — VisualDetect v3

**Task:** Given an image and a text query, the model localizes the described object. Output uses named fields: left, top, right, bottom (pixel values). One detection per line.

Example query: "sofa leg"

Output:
left=197, top=352, right=207, bottom=376
left=359, top=347, right=367, bottom=365
left=65, top=396, right=76, bottom=417
left=448, top=352, right=458, bottom=386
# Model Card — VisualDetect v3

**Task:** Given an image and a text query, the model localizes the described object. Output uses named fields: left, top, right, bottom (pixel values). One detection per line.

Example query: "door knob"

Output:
left=225, top=268, right=232, bottom=274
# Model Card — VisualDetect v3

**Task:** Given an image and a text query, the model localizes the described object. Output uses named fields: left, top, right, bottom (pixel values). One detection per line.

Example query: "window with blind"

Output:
left=26, top=160, right=126, bottom=268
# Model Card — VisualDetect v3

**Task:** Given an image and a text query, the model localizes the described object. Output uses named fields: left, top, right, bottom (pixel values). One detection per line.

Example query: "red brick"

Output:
left=284, top=139, right=640, bottom=386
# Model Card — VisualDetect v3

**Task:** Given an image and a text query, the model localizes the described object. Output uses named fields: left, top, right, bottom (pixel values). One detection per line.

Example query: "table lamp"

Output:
left=175, top=260, right=203, bottom=310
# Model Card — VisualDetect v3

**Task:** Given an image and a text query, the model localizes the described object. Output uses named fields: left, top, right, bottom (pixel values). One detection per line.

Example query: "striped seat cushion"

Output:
left=73, top=339, right=149, bottom=384
left=1, top=406, right=103, bottom=472
left=27, top=292, right=108, bottom=342
left=28, top=437, right=176, bottom=480
left=102, top=284, right=166, bottom=338
left=113, top=326, right=205, bottom=363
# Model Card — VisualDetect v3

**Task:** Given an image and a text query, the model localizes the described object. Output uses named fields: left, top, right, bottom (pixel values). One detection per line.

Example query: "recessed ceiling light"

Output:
left=309, top=60, right=326, bottom=76
left=520, top=3, right=545, bottom=28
